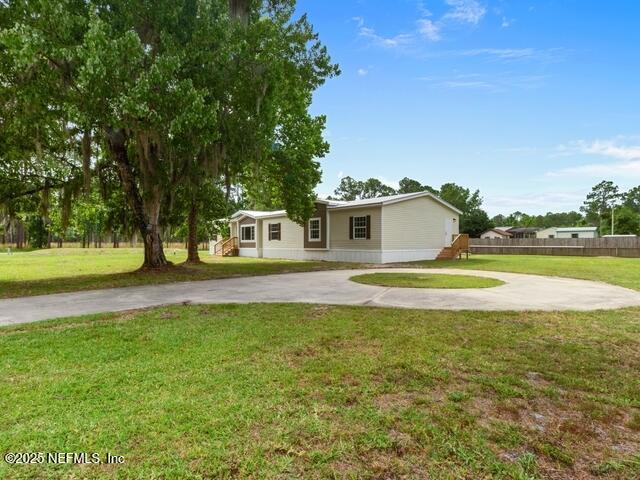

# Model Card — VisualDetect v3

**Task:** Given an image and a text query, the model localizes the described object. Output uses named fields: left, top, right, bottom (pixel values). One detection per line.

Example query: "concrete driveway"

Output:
left=2, top=268, right=640, bottom=327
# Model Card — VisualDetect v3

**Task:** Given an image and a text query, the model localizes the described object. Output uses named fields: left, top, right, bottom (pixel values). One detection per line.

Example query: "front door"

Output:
left=444, top=218, right=453, bottom=246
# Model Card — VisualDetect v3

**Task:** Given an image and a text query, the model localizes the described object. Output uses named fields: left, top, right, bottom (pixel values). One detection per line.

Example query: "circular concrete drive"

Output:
left=2, top=268, right=640, bottom=327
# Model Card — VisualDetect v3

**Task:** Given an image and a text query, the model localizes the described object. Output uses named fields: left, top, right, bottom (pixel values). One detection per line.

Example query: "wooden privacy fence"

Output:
left=470, top=237, right=640, bottom=257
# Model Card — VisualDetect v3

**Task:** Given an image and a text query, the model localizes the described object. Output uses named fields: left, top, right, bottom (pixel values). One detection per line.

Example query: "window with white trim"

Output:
left=308, top=218, right=321, bottom=241
left=268, top=223, right=280, bottom=241
left=353, top=216, right=367, bottom=239
left=240, top=224, right=255, bottom=241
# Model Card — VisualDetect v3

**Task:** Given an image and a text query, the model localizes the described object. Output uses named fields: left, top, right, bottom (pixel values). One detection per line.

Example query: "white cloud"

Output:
left=416, top=1, right=433, bottom=17
left=359, top=26, right=413, bottom=49
left=419, top=72, right=547, bottom=91
left=459, top=48, right=536, bottom=59
left=501, top=16, right=512, bottom=28
left=443, top=80, right=493, bottom=89
left=417, top=18, right=441, bottom=41
left=548, top=161, right=640, bottom=178
left=419, top=47, right=566, bottom=64
left=352, top=16, right=364, bottom=28
left=337, top=171, right=345, bottom=179
left=547, top=136, right=640, bottom=177
left=357, top=68, right=369, bottom=76
left=357, top=1, right=491, bottom=49
left=556, top=138, right=640, bottom=160
left=443, top=0, right=486, bottom=25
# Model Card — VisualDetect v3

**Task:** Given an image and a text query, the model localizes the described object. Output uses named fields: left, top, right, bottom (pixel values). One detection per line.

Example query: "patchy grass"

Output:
left=415, top=254, right=640, bottom=290
left=350, top=272, right=504, bottom=289
left=0, top=248, right=359, bottom=299
left=1, top=304, right=639, bottom=479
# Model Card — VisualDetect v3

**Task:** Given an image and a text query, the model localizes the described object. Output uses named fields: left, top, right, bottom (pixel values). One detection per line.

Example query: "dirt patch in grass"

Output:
left=470, top=390, right=640, bottom=478
left=374, top=392, right=421, bottom=411
left=0, top=309, right=145, bottom=336
left=307, top=305, right=336, bottom=319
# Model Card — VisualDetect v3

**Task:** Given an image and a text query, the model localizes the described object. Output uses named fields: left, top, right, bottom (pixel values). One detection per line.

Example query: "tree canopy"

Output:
left=0, top=0, right=338, bottom=267
left=330, top=176, right=492, bottom=237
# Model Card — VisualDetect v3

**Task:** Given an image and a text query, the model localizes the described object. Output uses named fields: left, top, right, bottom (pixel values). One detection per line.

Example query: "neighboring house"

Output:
left=480, top=227, right=513, bottom=239
left=507, top=227, right=540, bottom=239
left=536, top=226, right=598, bottom=239
left=555, top=227, right=598, bottom=238
left=536, top=227, right=557, bottom=239
left=217, top=192, right=462, bottom=263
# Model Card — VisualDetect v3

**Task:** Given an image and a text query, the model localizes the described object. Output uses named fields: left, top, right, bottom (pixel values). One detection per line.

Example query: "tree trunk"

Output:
left=105, top=127, right=170, bottom=269
left=186, top=198, right=201, bottom=264
left=143, top=223, right=168, bottom=268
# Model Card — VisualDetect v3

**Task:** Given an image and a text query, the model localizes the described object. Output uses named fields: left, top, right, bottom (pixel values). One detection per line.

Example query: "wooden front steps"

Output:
left=213, top=236, right=239, bottom=256
left=436, top=234, right=470, bottom=260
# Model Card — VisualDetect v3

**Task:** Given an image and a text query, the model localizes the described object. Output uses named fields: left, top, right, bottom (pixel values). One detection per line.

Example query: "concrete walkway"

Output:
left=2, top=268, right=640, bottom=326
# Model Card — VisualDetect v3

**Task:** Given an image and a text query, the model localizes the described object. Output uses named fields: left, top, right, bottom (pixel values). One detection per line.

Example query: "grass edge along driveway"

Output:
left=414, top=254, right=640, bottom=291
left=350, top=272, right=505, bottom=289
left=0, top=248, right=361, bottom=299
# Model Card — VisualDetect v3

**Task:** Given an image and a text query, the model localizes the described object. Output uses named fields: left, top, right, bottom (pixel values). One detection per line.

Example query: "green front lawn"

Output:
left=417, top=254, right=640, bottom=291
left=1, top=304, right=639, bottom=479
left=350, top=272, right=505, bottom=289
left=0, top=248, right=358, bottom=299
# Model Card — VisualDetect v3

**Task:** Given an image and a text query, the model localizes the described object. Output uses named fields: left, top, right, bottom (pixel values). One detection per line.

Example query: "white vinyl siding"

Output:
left=262, top=216, right=304, bottom=249
left=381, top=196, right=459, bottom=250
left=329, top=207, right=381, bottom=250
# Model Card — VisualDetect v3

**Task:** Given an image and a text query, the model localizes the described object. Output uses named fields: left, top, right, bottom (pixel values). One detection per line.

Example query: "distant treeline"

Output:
left=331, top=178, right=640, bottom=237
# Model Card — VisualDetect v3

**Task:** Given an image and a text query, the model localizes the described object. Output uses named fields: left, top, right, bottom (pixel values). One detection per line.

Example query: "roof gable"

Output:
left=326, top=191, right=462, bottom=214
left=229, top=191, right=463, bottom=220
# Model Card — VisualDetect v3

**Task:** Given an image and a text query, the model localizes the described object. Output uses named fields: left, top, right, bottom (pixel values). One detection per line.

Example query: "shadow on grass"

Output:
left=0, top=259, right=361, bottom=299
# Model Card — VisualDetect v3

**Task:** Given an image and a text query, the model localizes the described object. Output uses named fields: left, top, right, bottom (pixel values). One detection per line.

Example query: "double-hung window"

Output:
left=268, top=223, right=281, bottom=241
left=353, top=216, right=367, bottom=239
left=241, top=225, right=255, bottom=242
left=308, top=218, right=321, bottom=241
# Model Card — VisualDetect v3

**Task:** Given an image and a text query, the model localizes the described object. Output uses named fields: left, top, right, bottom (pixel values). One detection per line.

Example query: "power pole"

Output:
left=611, top=206, right=615, bottom=235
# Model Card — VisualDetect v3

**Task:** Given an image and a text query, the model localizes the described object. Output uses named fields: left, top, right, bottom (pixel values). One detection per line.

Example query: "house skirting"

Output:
left=238, top=247, right=260, bottom=258
left=257, top=248, right=440, bottom=264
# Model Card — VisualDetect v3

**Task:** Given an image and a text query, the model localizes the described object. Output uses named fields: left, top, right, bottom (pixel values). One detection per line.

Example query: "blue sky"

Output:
left=296, top=0, right=640, bottom=215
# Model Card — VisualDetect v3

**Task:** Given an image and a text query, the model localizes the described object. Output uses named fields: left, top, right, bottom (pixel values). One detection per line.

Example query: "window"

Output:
left=353, top=216, right=367, bottom=239
left=268, top=223, right=281, bottom=241
left=308, top=218, right=321, bottom=241
left=241, top=224, right=255, bottom=242
left=549, top=235, right=555, bottom=239
left=571, top=233, right=579, bottom=239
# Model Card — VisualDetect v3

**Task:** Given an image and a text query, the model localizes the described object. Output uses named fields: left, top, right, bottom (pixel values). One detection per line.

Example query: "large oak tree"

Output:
left=1, top=0, right=337, bottom=267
